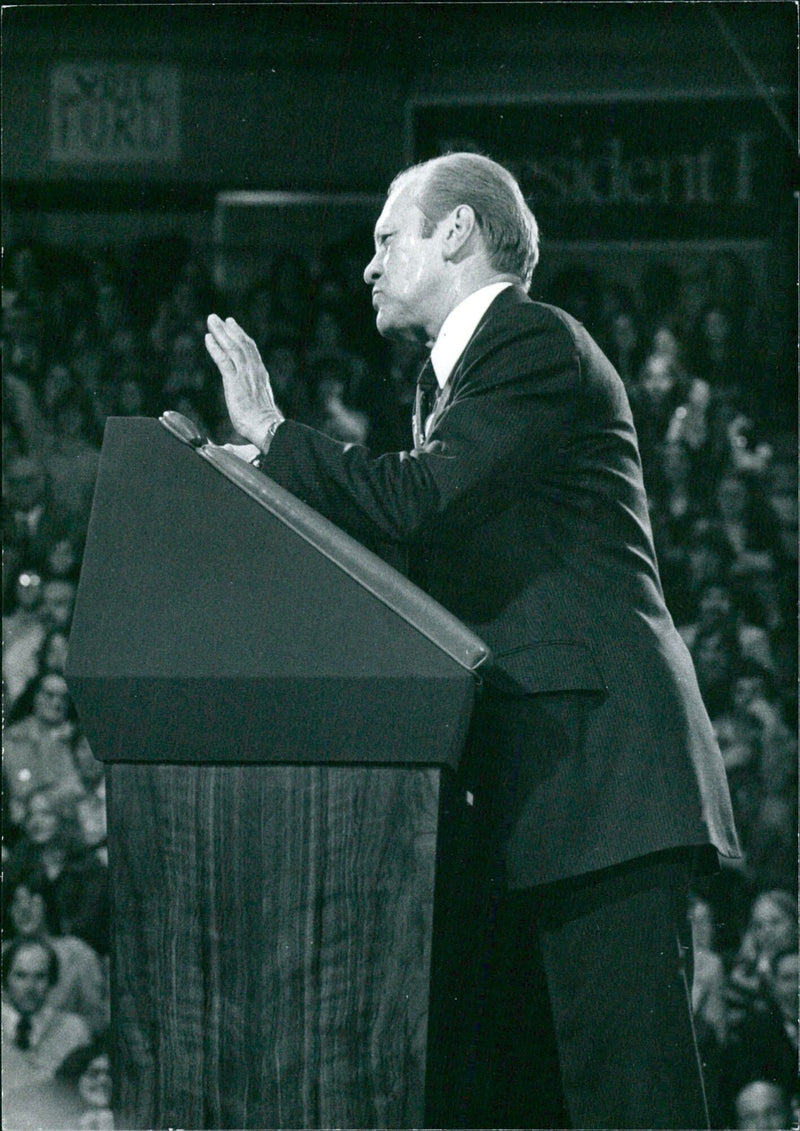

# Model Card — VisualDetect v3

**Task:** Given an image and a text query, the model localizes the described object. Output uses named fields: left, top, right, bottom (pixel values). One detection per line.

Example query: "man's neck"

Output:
left=430, top=280, right=514, bottom=387
left=425, top=270, right=520, bottom=347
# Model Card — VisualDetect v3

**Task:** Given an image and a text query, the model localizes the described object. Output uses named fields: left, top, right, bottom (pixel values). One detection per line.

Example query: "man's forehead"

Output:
left=12, top=945, right=49, bottom=971
left=374, top=180, right=422, bottom=235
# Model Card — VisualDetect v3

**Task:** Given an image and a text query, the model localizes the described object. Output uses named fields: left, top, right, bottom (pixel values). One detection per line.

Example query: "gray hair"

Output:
left=390, top=152, right=539, bottom=287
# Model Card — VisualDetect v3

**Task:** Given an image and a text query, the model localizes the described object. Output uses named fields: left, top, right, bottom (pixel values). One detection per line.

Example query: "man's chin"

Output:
left=375, top=311, right=422, bottom=344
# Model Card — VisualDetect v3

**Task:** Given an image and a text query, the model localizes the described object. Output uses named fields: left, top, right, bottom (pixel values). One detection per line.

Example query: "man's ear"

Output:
left=441, top=204, right=479, bottom=262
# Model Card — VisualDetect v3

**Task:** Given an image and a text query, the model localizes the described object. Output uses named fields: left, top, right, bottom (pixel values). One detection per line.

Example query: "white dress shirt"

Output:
left=429, top=281, right=513, bottom=388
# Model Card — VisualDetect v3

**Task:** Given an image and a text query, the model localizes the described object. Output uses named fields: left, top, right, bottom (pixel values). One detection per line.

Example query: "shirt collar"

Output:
left=429, top=281, right=512, bottom=388
left=1, top=998, right=54, bottom=1047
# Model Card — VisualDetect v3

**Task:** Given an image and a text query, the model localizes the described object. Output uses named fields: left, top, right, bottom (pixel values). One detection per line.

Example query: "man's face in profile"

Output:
left=364, top=179, right=444, bottom=345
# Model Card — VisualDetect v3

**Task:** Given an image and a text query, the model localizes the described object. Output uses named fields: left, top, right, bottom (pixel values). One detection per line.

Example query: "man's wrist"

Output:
left=257, top=413, right=285, bottom=455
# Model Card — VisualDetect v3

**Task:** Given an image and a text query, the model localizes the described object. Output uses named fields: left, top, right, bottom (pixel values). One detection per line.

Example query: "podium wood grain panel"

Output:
left=108, top=762, right=440, bottom=1130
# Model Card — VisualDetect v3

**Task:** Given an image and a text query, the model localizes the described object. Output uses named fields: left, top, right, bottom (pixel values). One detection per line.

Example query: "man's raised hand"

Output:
left=205, top=314, right=284, bottom=450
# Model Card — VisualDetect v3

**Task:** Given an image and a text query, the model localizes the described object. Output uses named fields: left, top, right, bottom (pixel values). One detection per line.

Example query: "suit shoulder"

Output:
left=526, top=299, right=586, bottom=340
left=470, top=294, right=580, bottom=371
left=483, top=291, right=580, bottom=344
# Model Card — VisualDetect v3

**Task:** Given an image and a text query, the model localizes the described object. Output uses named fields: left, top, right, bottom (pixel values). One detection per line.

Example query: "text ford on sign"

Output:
left=50, top=63, right=180, bottom=164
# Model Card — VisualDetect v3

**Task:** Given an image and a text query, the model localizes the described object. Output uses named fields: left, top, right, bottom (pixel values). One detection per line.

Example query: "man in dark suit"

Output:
left=205, top=152, right=740, bottom=1129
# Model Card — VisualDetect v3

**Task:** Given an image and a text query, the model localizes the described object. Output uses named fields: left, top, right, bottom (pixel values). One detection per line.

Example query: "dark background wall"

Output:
left=2, top=3, right=796, bottom=346
left=3, top=4, right=795, bottom=202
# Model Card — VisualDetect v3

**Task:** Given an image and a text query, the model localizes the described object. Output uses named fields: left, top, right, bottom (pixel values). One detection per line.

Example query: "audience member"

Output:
left=3, top=674, right=86, bottom=825
left=54, top=1035, right=115, bottom=1129
left=2, top=456, right=66, bottom=569
left=3, top=577, right=78, bottom=711
left=730, top=1077, right=797, bottom=1131
left=678, top=582, right=775, bottom=674
left=708, top=469, right=787, bottom=634
left=1, top=938, right=91, bottom=1088
left=3, top=566, right=44, bottom=651
left=1, top=233, right=795, bottom=1123
left=4, top=874, right=109, bottom=1035
left=4, top=790, right=110, bottom=957
left=40, top=390, right=101, bottom=534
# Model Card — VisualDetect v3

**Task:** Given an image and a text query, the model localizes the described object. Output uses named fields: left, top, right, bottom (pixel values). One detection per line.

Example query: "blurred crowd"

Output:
left=2, top=234, right=797, bottom=1129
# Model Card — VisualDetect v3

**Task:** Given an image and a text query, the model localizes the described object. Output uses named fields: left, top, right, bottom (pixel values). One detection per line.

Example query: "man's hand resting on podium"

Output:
left=205, top=314, right=285, bottom=453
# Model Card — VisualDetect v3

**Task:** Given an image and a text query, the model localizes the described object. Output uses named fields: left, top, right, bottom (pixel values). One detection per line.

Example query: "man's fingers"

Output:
left=206, top=314, right=263, bottom=373
left=222, top=317, right=263, bottom=369
left=204, top=332, right=235, bottom=375
left=206, top=312, right=232, bottom=342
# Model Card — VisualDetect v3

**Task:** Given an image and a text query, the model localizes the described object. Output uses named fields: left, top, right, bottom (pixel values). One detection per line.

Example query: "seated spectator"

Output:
left=40, top=363, right=78, bottom=419
left=7, top=325, right=46, bottom=401
left=41, top=390, right=101, bottom=536
left=6, top=623, right=71, bottom=724
left=707, top=468, right=787, bottom=634
left=239, top=277, right=276, bottom=351
left=596, top=289, right=643, bottom=389
left=7, top=656, right=105, bottom=857
left=720, top=894, right=800, bottom=1127
left=3, top=674, right=86, bottom=826
left=1, top=938, right=91, bottom=1090
left=723, top=411, right=774, bottom=477
left=665, top=376, right=713, bottom=462
left=68, top=341, right=109, bottom=420
left=2, top=455, right=67, bottom=570
left=54, top=1034, right=114, bottom=1129
left=4, top=790, right=110, bottom=957
left=307, top=302, right=371, bottom=401
left=730, top=662, right=796, bottom=793
left=148, top=267, right=209, bottom=358
left=678, top=582, right=776, bottom=674
left=628, top=322, right=692, bottom=485
left=94, top=280, right=132, bottom=348
left=730, top=1077, right=797, bottom=1131
left=2, top=577, right=78, bottom=711
left=688, top=303, right=752, bottom=403
left=713, top=714, right=757, bottom=775
left=3, top=566, right=44, bottom=651
left=769, top=947, right=799, bottom=1059
left=656, top=515, right=735, bottom=628
left=726, top=890, right=798, bottom=1009
left=651, top=440, right=704, bottom=541
left=763, top=442, right=798, bottom=562
left=4, top=874, right=109, bottom=1035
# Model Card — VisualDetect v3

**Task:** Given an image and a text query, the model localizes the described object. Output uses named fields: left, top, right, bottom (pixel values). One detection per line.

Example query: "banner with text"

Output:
left=50, top=63, right=180, bottom=164
left=411, top=96, right=795, bottom=240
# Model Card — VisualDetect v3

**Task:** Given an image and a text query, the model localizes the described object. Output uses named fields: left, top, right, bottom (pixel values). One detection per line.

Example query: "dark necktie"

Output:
left=15, top=1014, right=32, bottom=1050
left=414, top=357, right=438, bottom=447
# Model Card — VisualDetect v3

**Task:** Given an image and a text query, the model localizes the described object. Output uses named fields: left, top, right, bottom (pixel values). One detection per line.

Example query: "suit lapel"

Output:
left=425, top=285, right=532, bottom=437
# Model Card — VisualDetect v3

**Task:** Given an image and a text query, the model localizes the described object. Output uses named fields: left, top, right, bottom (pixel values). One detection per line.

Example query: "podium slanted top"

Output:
left=66, top=416, right=490, bottom=768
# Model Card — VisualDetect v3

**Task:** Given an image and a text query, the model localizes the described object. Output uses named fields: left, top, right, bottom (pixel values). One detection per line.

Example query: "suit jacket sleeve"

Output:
left=260, top=310, right=580, bottom=550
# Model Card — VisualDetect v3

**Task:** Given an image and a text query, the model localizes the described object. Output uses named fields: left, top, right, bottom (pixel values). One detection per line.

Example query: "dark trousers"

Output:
left=466, top=848, right=710, bottom=1130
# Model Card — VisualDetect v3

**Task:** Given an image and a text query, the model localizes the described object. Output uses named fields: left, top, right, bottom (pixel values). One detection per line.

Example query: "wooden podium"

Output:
left=66, top=417, right=493, bottom=1130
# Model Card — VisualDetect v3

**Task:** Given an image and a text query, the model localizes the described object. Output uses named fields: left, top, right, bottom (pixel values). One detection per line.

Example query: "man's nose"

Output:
left=363, top=254, right=380, bottom=285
